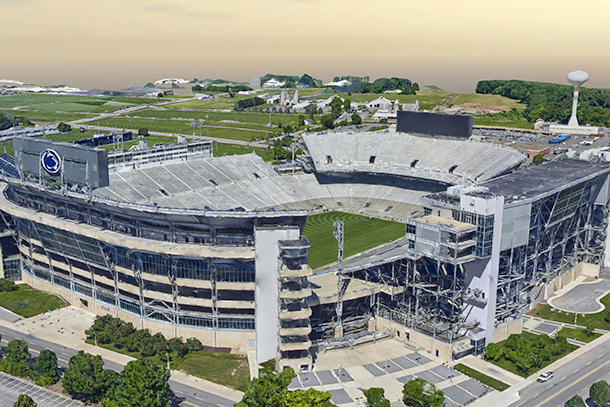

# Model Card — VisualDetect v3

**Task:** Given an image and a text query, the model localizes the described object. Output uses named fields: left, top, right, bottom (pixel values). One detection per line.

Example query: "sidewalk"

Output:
left=0, top=307, right=243, bottom=403
left=0, top=305, right=22, bottom=324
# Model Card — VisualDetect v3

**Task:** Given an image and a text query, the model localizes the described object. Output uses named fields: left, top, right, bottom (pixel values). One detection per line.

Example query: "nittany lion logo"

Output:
left=40, top=149, right=62, bottom=174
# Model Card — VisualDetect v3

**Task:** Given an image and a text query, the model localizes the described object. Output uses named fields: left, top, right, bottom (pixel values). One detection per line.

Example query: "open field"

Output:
left=0, top=109, right=95, bottom=123
left=215, top=143, right=272, bottom=161
left=488, top=331, right=578, bottom=378
left=92, top=117, right=268, bottom=141
left=2, top=131, right=102, bottom=156
left=0, top=284, right=68, bottom=318
left=448, top=94, right=526, bottom=110
left=453, top=363, right=510, bottom=391
left=0, top=94, right=155, bottom=110
left=100, top=135, right=178, bottom=152
left=303, top=211, right=405, bottom=269
left=473, top=112, right=533, bottom=129
left=130, top=110, right=304, bottom=126
left=528, top=293, right=610, bottom=330
left=557, top=327, right=601, bottom=343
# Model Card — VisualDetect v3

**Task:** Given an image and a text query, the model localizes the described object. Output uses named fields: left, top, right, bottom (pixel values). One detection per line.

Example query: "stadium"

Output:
left=0, top=110, right=609, bottom=373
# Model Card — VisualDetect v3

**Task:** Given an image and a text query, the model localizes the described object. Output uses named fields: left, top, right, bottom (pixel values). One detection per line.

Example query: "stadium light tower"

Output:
left=567, top=70, right=589, bottom=127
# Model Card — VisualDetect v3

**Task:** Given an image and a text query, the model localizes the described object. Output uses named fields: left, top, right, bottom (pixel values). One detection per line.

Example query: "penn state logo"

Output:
left=40, top=149, right=62, bottom=174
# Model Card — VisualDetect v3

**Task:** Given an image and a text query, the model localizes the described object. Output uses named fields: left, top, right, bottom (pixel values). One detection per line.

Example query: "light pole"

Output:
left=338, top=364, right=342, bottom=383
left=290, top=143, right=297, bottom=175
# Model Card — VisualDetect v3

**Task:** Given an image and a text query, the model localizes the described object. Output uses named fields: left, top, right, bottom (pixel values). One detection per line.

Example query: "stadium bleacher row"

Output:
left=93, top=153, right=431, bottom=220
left=0, top=154, right=19, bottom=178
left=303, top=132, right=527, bottom=184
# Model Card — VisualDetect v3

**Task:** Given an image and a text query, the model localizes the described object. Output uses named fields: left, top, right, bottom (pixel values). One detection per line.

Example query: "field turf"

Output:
left=303, top=211, right=405, bottom=269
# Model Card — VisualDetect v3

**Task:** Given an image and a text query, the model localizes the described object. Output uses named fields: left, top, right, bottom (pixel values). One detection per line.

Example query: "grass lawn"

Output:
left=100, top=135, right=178, bottom=152
left=528, top=292, right=610, bottom=331
left=174, top=352, right=250, bottom=391
left=473, top=113, right=533, bottom=130
left=303, top=211, right=405, bottom=269
left=215, top=143, right=273, bottom=161
left=85, top=339, right=250, bottom=391
left=557, top=327, right=601, bottom=343
left=453, top=363, right=510, bottom=391
left=1, top=109, right=95, bottom=124
left=448, top=94, right=526, bottom=110
left=0, top=284, right=67, bottom=318
left=488, top=332, right=578, bottom=378
left=89, top=117, right=265, bottom=142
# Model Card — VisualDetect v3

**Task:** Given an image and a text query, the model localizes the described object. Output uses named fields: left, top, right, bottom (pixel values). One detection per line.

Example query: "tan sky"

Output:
left=1, top=0, right=609, bottom=92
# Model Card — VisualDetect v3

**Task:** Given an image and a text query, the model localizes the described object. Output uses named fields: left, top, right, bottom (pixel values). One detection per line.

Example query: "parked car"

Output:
left=537, top=372, right=554, bottom=382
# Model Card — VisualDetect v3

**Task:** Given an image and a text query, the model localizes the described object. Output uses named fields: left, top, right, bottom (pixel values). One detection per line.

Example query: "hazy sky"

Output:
left=1, top=0, right=609, bottom=93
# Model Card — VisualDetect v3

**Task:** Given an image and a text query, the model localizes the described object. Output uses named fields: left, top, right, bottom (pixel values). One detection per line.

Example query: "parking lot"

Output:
left=288, top=341, right=492, bottom=406
left=0, top=373, right=83, bottom=407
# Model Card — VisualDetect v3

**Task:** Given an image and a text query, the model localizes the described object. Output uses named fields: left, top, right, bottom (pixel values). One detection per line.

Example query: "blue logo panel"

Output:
left=40, top=149, right=62, bottom=174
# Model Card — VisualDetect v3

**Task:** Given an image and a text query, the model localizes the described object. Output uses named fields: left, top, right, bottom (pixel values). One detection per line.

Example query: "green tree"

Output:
left=283, top=125, right=293, bottom=136
left=3, top=340, right=31, bottom=377
left=185, top=337, right=202, bottom=352
left=363, top=387, right=390, bottom=407
left=114, top=359, right=172, bottom=407
left=484, top=343, right=503, bottom=361
left=0, top=278, right=17, bottom=292
left=351, top=113, right=362, bottom=125
left=423, top=386, right=445, bottom=407
left=585, top=324, right=596, bottom=337
left=297, top=115, right=305, bottom=126
left=412, top=83, right=420, bottom=92
left=63, top=351, right=118, bottom=402
left=138, top=127, right=149, bottom=136
left=330, top=97, right=343, bottom=113
left=31, top=349, right=58, bottom=386
left=168, top=337, right=188, bottom=358
left=590, top=380, right=610, bottom=405
left=564, top=395, right=586, bottom=407
left=320, top=115, right=334, bottom=129
left=192, top=84, right=204, bottom=93
left=343, top=98, right=351, bottom=112
left=403, top=378, right=425, bottom=405
left=57, top=122, right=71, bottom=132
left=144, top=82, right=155, bottom=88
left=532, top=154, right=544, bottom=165
left=237, top=367, right=296, bottom=407
left=284, top=388, right=335, bottom=406
left=0, top=112, right=16, bottom=131
left=379, top=118, right=388, bottom=124
left=12, top=394, right=36, bottom=407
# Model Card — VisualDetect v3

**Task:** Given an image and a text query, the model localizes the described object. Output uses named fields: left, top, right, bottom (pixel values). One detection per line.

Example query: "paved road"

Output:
left=548, top=279, right=610, bottom=313
left=508, top=337, right=610, bottom=407
left=0, top=326, right=235, bottom=407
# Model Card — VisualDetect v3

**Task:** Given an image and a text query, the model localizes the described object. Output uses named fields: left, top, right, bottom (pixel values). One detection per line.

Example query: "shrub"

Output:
left=0, top=278, right=18, bottom=292
left=57, top=122, right=71, bottom=132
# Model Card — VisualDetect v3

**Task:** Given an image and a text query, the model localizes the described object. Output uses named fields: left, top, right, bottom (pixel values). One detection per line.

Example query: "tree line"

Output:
left=476, top=79, right=610, bottom=126
left=85, top=314, right=202, bottom=361
left=0, top=333, right=172, bottom=406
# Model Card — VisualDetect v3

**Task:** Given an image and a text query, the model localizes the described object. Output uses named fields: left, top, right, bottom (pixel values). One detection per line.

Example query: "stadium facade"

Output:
left=1, top=111, right=609, bottom=370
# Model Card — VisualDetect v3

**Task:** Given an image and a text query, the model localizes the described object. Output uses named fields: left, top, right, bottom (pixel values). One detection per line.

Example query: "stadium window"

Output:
left=369, top=156, right=376, bottom=164
left=209, top=179, right=219, bottom=186
left=410, top=159, right=419, bottom=168
left=326, top=155, right=333, bottom=163
left=158, top=189, right=169, bottom=196
left=408, top=239, right=415, bottom=249
left=448, top=165, right=458, bottom=174
left=406, top=224, right=416, bottom=235
left=253, top=173, right=261, bottom=179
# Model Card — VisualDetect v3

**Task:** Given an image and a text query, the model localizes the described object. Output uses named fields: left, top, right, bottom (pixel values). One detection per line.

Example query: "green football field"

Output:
left=303, top=211, right=405, bottom=269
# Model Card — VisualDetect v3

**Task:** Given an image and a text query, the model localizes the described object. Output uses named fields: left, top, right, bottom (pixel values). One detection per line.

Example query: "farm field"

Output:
left=303, top=211, right=405, bottom=269
left=473, top=112, right=532, bottom=129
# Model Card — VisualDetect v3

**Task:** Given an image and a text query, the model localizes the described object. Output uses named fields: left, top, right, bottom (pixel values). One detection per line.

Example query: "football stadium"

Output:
left=1, top=111, right=609, bottom=372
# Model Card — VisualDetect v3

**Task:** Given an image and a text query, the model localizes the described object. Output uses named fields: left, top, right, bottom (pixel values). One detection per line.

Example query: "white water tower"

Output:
left=567, top=70, right=589, bottom=127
